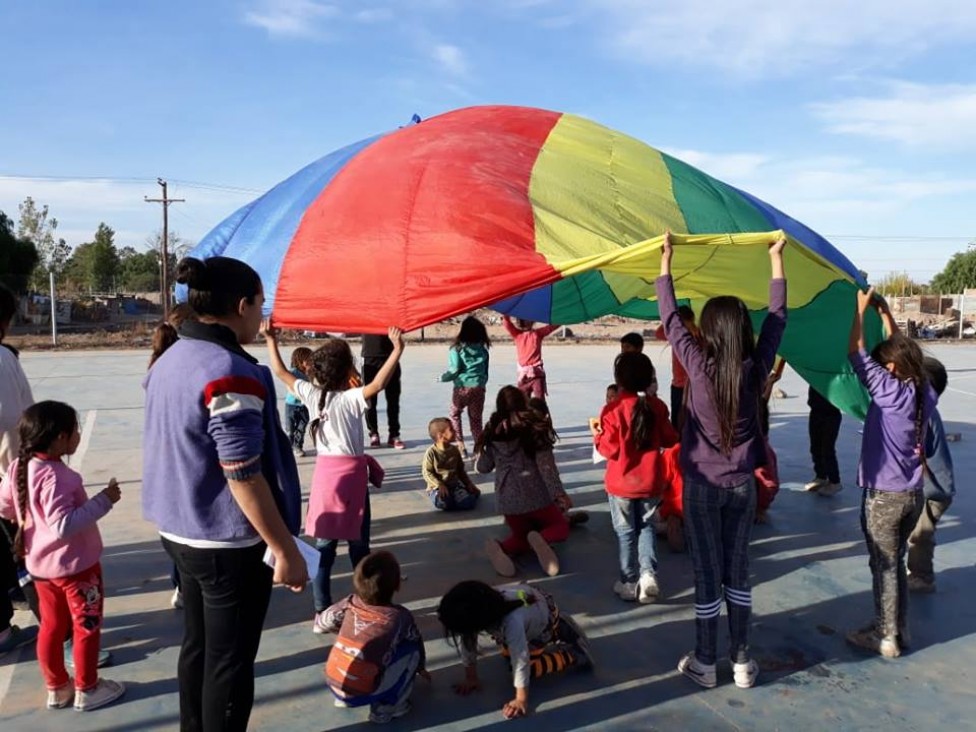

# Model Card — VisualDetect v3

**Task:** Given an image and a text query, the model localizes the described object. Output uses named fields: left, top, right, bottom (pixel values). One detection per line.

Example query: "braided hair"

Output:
left=12, top=401, right=78, bottom=559
left=304, top=339, right=357, bottom=437
left=613, top=352, right=659, bottom=450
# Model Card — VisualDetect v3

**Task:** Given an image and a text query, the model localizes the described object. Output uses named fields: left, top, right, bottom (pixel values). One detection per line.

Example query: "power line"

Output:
left=0, top=173, right=262, bottom=195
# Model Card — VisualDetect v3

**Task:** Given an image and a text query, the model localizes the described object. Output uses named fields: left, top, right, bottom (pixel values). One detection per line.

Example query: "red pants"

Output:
left=501, top=504, right=569, bottom=555
left=35, top=563, right=103, bottom=691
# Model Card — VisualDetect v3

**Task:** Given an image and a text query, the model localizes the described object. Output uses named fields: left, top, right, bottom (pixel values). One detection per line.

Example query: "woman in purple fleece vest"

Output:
left=656, top=231, right=787, bottom=692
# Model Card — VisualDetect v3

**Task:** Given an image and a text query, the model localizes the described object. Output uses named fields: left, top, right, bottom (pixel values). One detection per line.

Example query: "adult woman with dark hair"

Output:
left=142, top=256, right=307, bottom=731
left=656, top=232, right=787, bottom=691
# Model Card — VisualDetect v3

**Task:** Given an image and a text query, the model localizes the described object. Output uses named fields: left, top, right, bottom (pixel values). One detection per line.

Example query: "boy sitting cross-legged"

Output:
left=321, top=551, right=430, bottom=723
left=422, top=418, right=481, bottom=511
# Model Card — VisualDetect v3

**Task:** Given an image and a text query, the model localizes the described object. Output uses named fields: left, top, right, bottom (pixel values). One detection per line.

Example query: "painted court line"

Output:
left=69, top=409, right=98, bottom=472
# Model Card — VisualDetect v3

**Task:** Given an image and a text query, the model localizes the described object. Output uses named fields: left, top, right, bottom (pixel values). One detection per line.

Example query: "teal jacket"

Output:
left=440, top=343, right=489, bottom=388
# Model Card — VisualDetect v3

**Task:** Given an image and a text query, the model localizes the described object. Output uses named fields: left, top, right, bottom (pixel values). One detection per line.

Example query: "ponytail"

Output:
left=630, top=394, right=657, bottom=451
left=914, top=380, right=929, bottom=477
left=12, top=445, right=31, bottom=559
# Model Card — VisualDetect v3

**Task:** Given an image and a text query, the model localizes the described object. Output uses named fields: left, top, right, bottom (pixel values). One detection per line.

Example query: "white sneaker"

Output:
left=637, top=572, right=660, bottom=604
left=677, top=651, right=716, bottom=688
left=803, top=477, right=826, bottom=492
left=47, top=680, right=74, bottom=709
left=312, top=611, right=331, bottom=635
left=293, top=448, right=305, bottom=459
left=817, top=482, right=843, bottom=497
left=613, top=581, right=638, bottom=601
left=74, top=678, right=125, bottom=711
left=733, top=659, right=759, bottom=688
left=171, top=588, right=183, bottom=609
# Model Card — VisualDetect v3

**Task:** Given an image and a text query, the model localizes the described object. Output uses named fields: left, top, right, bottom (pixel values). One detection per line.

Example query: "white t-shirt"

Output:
left=292, top=381, right=368, bottom=456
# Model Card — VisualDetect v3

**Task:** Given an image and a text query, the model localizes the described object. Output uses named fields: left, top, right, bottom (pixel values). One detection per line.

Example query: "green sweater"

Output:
left=440, top=344, right=489, bottom=388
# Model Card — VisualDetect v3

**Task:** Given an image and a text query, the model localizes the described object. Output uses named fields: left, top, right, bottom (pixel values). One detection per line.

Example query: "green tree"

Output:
left=119, top=246, right=161, bottom=292
left=930, top=249, right=976, bottom=293
left=64, top=223, right=121, bottom=292
left=0, top=211, right=40, bottom=291
left=17, top=197, right=60, bottom=285
left=875, top=271, right=928, bottom=296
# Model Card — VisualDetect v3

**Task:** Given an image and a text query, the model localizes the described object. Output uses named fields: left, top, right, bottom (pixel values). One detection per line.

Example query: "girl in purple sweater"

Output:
left=655, top=231, right=787, bottom=691
left=846, top=288, right=936, bottom=658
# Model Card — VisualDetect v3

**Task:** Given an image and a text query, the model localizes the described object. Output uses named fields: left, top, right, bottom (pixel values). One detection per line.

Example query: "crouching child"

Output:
left=321, top=551, right=430, bottom=723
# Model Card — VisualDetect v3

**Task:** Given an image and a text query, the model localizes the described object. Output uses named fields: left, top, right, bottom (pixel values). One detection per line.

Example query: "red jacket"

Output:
left=595, top=391, right=678, bottom=499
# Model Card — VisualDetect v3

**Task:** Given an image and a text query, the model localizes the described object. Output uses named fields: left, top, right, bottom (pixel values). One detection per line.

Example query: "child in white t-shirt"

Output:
left=266, top=325, right=404, bottom=629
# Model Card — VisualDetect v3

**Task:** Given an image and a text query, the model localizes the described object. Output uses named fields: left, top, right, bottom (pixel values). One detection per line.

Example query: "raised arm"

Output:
left=754, top=238, right=788, bottom=373
left=262, top=320, right=298, bottom=391
left=655, top=231, right=706, bottom=376
left=363, top=327, right=405, bottom=401
left=536, top=323, right=560, bottom=338
left=849, top=286, right=873, bottom=355
left=873, top=293, right=899, bottom=337
left=502, top=315, right=520, bottom=337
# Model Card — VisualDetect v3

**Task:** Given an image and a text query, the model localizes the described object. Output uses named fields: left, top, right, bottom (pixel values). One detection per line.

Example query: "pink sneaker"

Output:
left=312, top=611, right=330, bottom=635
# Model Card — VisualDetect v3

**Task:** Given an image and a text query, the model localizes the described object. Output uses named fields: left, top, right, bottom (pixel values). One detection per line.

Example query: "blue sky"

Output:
left=1, top=0, right=974, bottom=282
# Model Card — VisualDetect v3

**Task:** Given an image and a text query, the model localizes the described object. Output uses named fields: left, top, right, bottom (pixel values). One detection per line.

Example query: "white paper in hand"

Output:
left=592, top=445, right=607, bottom=464
left=263, top=536, right=320, bottom=582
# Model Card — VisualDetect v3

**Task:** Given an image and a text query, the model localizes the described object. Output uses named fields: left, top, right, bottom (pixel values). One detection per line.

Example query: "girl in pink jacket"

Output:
left=0, top=401, right=124, bottom=712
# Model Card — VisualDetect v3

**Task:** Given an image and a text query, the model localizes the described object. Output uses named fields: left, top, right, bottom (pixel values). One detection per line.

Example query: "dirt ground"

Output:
left=6, top=311, right=657, bottom=351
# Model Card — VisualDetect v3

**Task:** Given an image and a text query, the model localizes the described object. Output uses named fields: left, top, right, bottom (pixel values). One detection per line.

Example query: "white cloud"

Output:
left=431, top=44, right=468, bottom=77
left=660, top=148, right=769, bottom=182
left=811, top=82, right=976, bottom=150
left=353, top=8, right=393, bottom=23
left=586, top=0, right=976, bottom=75
left=243, top=0, right=338, bottom=38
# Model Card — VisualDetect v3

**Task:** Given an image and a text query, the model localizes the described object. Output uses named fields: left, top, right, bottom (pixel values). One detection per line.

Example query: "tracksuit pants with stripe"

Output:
left=683, top=477, right=756, bottom=665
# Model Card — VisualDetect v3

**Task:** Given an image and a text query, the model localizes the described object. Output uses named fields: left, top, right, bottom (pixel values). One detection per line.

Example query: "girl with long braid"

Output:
left=846, top=287, right=936, bottom=658
left=0, top=401, right=124, bottom=711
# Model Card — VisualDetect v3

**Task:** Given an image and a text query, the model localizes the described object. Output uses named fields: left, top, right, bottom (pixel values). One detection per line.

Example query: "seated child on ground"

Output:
left=422, top=418, right=481, bottom=511
left=438, top=580, right=592, bottom=720
left=321, top=551, right=430, bottom=724
left=476, top=387, right=572, bottom=578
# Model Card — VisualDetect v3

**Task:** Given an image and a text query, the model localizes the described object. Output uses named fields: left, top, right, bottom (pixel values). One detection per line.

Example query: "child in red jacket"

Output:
left=591, top=353, right=678, bottom=603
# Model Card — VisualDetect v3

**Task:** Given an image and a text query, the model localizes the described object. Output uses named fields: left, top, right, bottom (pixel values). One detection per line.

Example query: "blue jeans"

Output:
left=429, top=484, right=479, bottom=511
left=607, top=495, right=659, bottom=583
left=683, top=477, right=756, bottom=665
left=313, top=495, right=371, bottom=612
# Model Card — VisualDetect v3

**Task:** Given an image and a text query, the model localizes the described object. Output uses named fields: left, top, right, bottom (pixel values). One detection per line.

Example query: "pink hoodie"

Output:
left=0, top=457, right=112, bottom=579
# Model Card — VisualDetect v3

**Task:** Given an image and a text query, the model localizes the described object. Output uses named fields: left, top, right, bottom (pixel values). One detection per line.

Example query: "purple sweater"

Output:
left=142, top=322, right=301, bottom=541
left=849, top=349, right=937, bottom=491
left=656, top=275, right=787, bottom=488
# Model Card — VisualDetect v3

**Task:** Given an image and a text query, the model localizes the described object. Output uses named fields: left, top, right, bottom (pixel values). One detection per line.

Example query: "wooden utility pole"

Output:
left=145, top=178, right=184, bottom=319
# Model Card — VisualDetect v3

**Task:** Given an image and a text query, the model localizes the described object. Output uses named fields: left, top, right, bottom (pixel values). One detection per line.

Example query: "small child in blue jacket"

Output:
left=906, top=357, right=956, bottom=594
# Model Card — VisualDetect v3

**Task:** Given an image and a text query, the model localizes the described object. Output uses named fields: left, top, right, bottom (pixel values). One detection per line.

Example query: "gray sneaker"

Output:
left=817, top=482, right=844, bottom=497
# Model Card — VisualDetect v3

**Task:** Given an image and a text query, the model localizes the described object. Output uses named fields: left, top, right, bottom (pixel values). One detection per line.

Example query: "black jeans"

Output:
left=670, top=385, right=684, bottom=431
left=363, top=362, right=401, bottom=438
left=284, top=403, right=309, bottom=451
left=808, top=387, right=842, bottom=484
left=163, top=538, right=273, bottom=732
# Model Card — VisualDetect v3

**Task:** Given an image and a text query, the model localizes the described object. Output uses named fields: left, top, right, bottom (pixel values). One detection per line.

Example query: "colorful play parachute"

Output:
left=186, top=105, right=875, bottom=416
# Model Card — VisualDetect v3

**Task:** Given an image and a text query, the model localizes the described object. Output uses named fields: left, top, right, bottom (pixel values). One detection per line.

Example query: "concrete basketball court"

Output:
left=2, top=341, right=975, bottom=731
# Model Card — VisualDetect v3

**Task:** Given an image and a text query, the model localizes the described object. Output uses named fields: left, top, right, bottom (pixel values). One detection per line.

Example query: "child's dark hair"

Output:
left=454, top=316, right=490, bottom=349
left=607, top=383, right=618, bottom=394
left=698, top=295, right=759, bottom=456
left=167, top=302, right=198, bottom=329
left=923, top=356, right=947, bottom=396
left=527, top=397, right=559, bottom=443
left=290, top=346, right=313, bottom=370
left=149, top=322, right=179, bottom=369
left=614, top=352, right=659, bottom=451
left=871, top=334, right=930, bottom=472
left=475, top=386, right=554, bottom=456
left=13, top=401, right=78, bottom=558
left=306, top=339, right=357, bottom=436
left=428, top=417, right=452, bottom=440
left=620, top=332, right=644, bottom=351
left=175, top=256, right=262, bottom=318
left=353, top=550, right=401, bottom=605
left=677, top=305, right=696, bottom=323
left=0, top=283, right=17, bottom=340
left=437, top=580, right=533, bottom=656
